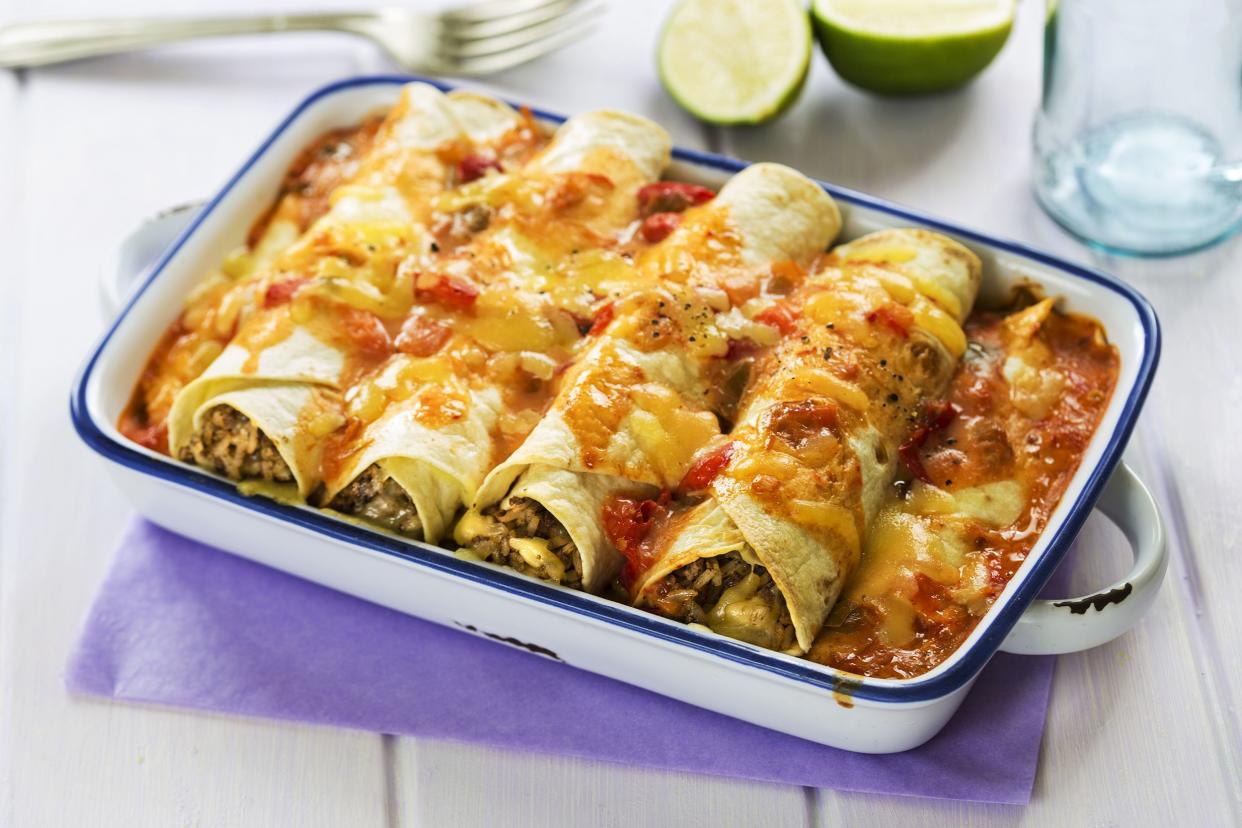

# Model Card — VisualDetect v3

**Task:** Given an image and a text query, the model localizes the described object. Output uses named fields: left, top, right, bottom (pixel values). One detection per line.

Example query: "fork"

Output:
left=0, top=0, right=602, bottom=74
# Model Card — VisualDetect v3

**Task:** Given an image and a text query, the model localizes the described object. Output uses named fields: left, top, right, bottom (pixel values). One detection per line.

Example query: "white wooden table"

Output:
left=2, top=1, right=1239, bottom=824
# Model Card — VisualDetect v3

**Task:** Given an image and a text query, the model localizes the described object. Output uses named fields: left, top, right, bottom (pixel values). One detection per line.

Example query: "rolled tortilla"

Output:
left=632, top=228, right=983, bottom=652
left=317, top=110, right=674, bottom=543
left=462, top=164, right=842, bottom=592
left=169, top=84, right=531, bottom=495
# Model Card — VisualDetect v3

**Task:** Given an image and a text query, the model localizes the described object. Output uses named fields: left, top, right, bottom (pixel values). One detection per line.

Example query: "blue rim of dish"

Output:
left=70, top=74, right=1161, bottom=704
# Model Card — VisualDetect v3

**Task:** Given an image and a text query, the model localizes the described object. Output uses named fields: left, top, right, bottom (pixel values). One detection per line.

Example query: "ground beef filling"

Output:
left=328, top=464, right=423, bottom=538
left=468, top=498, right=583, bottom=589
left=648, top=551, right=796, bottom=651
left=181, top=405, right=293, bottom=482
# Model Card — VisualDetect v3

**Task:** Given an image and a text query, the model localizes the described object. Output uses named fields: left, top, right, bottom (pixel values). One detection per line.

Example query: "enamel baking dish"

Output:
left=72, top=76, right=1166, bottom=754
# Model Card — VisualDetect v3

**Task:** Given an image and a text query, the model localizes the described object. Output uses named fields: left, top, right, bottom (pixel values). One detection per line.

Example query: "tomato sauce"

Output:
left=806, top=303, right=1119, bottom=678
left=248, top=116, right=384, bottom=247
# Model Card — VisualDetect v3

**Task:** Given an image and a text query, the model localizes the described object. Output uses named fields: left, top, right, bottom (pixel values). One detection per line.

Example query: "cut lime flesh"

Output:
left=658, top=0, right=813, bottom=125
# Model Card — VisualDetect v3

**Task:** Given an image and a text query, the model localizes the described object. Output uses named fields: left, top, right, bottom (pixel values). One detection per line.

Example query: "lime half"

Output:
left=812, top=0, right=1015, bottom=96
left=658, top=0, right=812, bottom=126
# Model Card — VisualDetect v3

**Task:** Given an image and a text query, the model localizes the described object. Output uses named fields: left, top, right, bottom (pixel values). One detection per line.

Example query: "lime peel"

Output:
left=812, top=0, right=1015, bottom=96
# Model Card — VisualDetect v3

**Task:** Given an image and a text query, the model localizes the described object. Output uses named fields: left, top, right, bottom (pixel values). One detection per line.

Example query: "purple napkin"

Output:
left=68, top=520, right=1056, bottom=804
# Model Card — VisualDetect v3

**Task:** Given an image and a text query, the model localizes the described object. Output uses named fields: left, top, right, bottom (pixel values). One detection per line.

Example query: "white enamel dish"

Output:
left=73, top=76, right=1166, bottom=754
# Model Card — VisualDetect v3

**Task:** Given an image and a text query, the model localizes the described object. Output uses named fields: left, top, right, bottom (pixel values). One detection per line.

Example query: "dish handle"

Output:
left=100, top=201, right=203, bottom=320
left=1000, top=462, right=1167, bottom=655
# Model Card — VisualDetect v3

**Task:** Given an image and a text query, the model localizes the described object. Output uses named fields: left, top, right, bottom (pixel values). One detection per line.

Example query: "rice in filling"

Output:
left=647, top=551, right=795, bottom=650
left=465, top=498, right=583, bottom=588
left=181, top=405, right=292, bottom=482
left=328, top=464, right=423, bottom=538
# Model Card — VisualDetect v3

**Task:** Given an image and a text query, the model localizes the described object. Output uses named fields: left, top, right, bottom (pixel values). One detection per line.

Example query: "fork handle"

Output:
left=0, top=14, right=373, bottom=68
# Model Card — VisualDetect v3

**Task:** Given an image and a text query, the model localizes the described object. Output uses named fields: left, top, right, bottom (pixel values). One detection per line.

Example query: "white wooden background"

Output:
left=1, top=0, right=1240, bottom=824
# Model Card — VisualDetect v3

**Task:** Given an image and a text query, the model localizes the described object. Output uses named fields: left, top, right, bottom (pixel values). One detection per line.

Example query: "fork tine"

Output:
left=444, top=0, right=581, bottom=41
left=439, top=3, right=602, bottom=61
left=441, top=0, right=568, bottom=25
left=444, top=12, right=599, bottom=76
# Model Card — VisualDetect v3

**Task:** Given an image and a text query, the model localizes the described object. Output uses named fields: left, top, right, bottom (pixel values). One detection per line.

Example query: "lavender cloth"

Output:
left=67, top=521, right=1056, bottom=804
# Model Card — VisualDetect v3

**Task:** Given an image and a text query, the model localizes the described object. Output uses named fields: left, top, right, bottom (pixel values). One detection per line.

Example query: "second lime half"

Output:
left=812, top=0, right=1016, bottom=96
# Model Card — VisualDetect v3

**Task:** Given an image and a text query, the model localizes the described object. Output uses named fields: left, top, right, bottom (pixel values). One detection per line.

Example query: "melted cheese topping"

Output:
left=840, top=480, right=1028, bottom=648
left=804, top=289, right=879, bottom=347
left=509, top=537, right=567, bottom=582
left=1001, top=297, right=1066, bottom=418
left=452, top=508, right=494, bottom=545
left=705, top=572, right=782, bottom=648
left=788, top=368, right=871, bottom=412
left=628, top=384, right=721, bottom=485
left=912, top=298, right=968, bottom=358
left=908, top=480, right=1026, bottom=527
left=788, top=500, right=862, bottom=553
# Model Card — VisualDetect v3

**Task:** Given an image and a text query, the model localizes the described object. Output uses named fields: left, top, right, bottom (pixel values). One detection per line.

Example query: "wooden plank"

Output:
left=0, top=9, right=394, bottom=822
left=394, top=740, right=811, bottom=828
left=1105, top=248, right=1242, bottom=810
left=380, top=3, right=814, bottom=824
left=716, top=1, right=1241, bottom=821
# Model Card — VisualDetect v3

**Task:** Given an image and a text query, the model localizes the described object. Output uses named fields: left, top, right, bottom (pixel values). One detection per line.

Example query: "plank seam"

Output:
left=1136, top=417, right=1242, bottom=816
left=383, top=734, right=400, bottom=828
left=802, top=786, right=821, bottom=828
left=0, top=58, right=29, bottom=828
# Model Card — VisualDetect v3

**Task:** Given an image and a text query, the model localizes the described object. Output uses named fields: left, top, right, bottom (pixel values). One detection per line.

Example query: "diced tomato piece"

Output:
left=636, top=181, right=716, bottom=216
left=899, top=400, right=960, bottom=483
left=769, top=401, right=840, bottom=450
left=721, top=274, right=761, bottom=307
left=263, top=276, right=309, bottom=308
left=602, top=497, right=647, bottom=562
left=900, top=437, right=930, bottom=481
left=899, top=434, right=931, bottom=483
left=604, top=493, right=670, bottom=590
left=415, top=273, right=479, bottom=312
left=570, top=312, right=594, bottom=336
left=121, top=417, right=168, bottom=454
left=924, top=399, right=959, bottom=431
left=340, top=307, right=392, bottom=356
left=754, top=301, right=798, bottom=336
left=394, top=316, right=452, bottom=357
left=457, top=154, right=501, bottom=183
left=724, top=337, right=761, bottom=361
left=640, top=211, right=682, bottom=243
left=588, top=301, right=615, bottom=336
left=679, top=441, right=736, bottom=493
left=866, top=302, right=915, bottom=338
left=767, top=259, right=806, bottom=294
left=549, top=171, right=615, bottom=211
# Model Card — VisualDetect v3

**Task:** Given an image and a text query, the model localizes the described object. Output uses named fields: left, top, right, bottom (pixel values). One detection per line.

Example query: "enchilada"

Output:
left=162, top=84, right=542, bottom=496
left=459, top=163, right=842, bottom=591
left=314, top=108, right=673, bottom=543
left=809, top=295, right=1120, bottom=676
left=115, top=89, right=1125, bottom=678
left=630, top=229, right=982, bottom=652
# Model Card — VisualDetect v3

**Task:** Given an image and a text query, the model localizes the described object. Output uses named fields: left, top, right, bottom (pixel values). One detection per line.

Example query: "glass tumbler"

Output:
left=1034, top=0, right=1242, bottom=256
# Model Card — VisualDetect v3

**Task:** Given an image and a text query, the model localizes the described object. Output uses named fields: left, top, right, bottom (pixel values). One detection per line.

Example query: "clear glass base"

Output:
left=1034, top=112, right=1242, bottom=257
